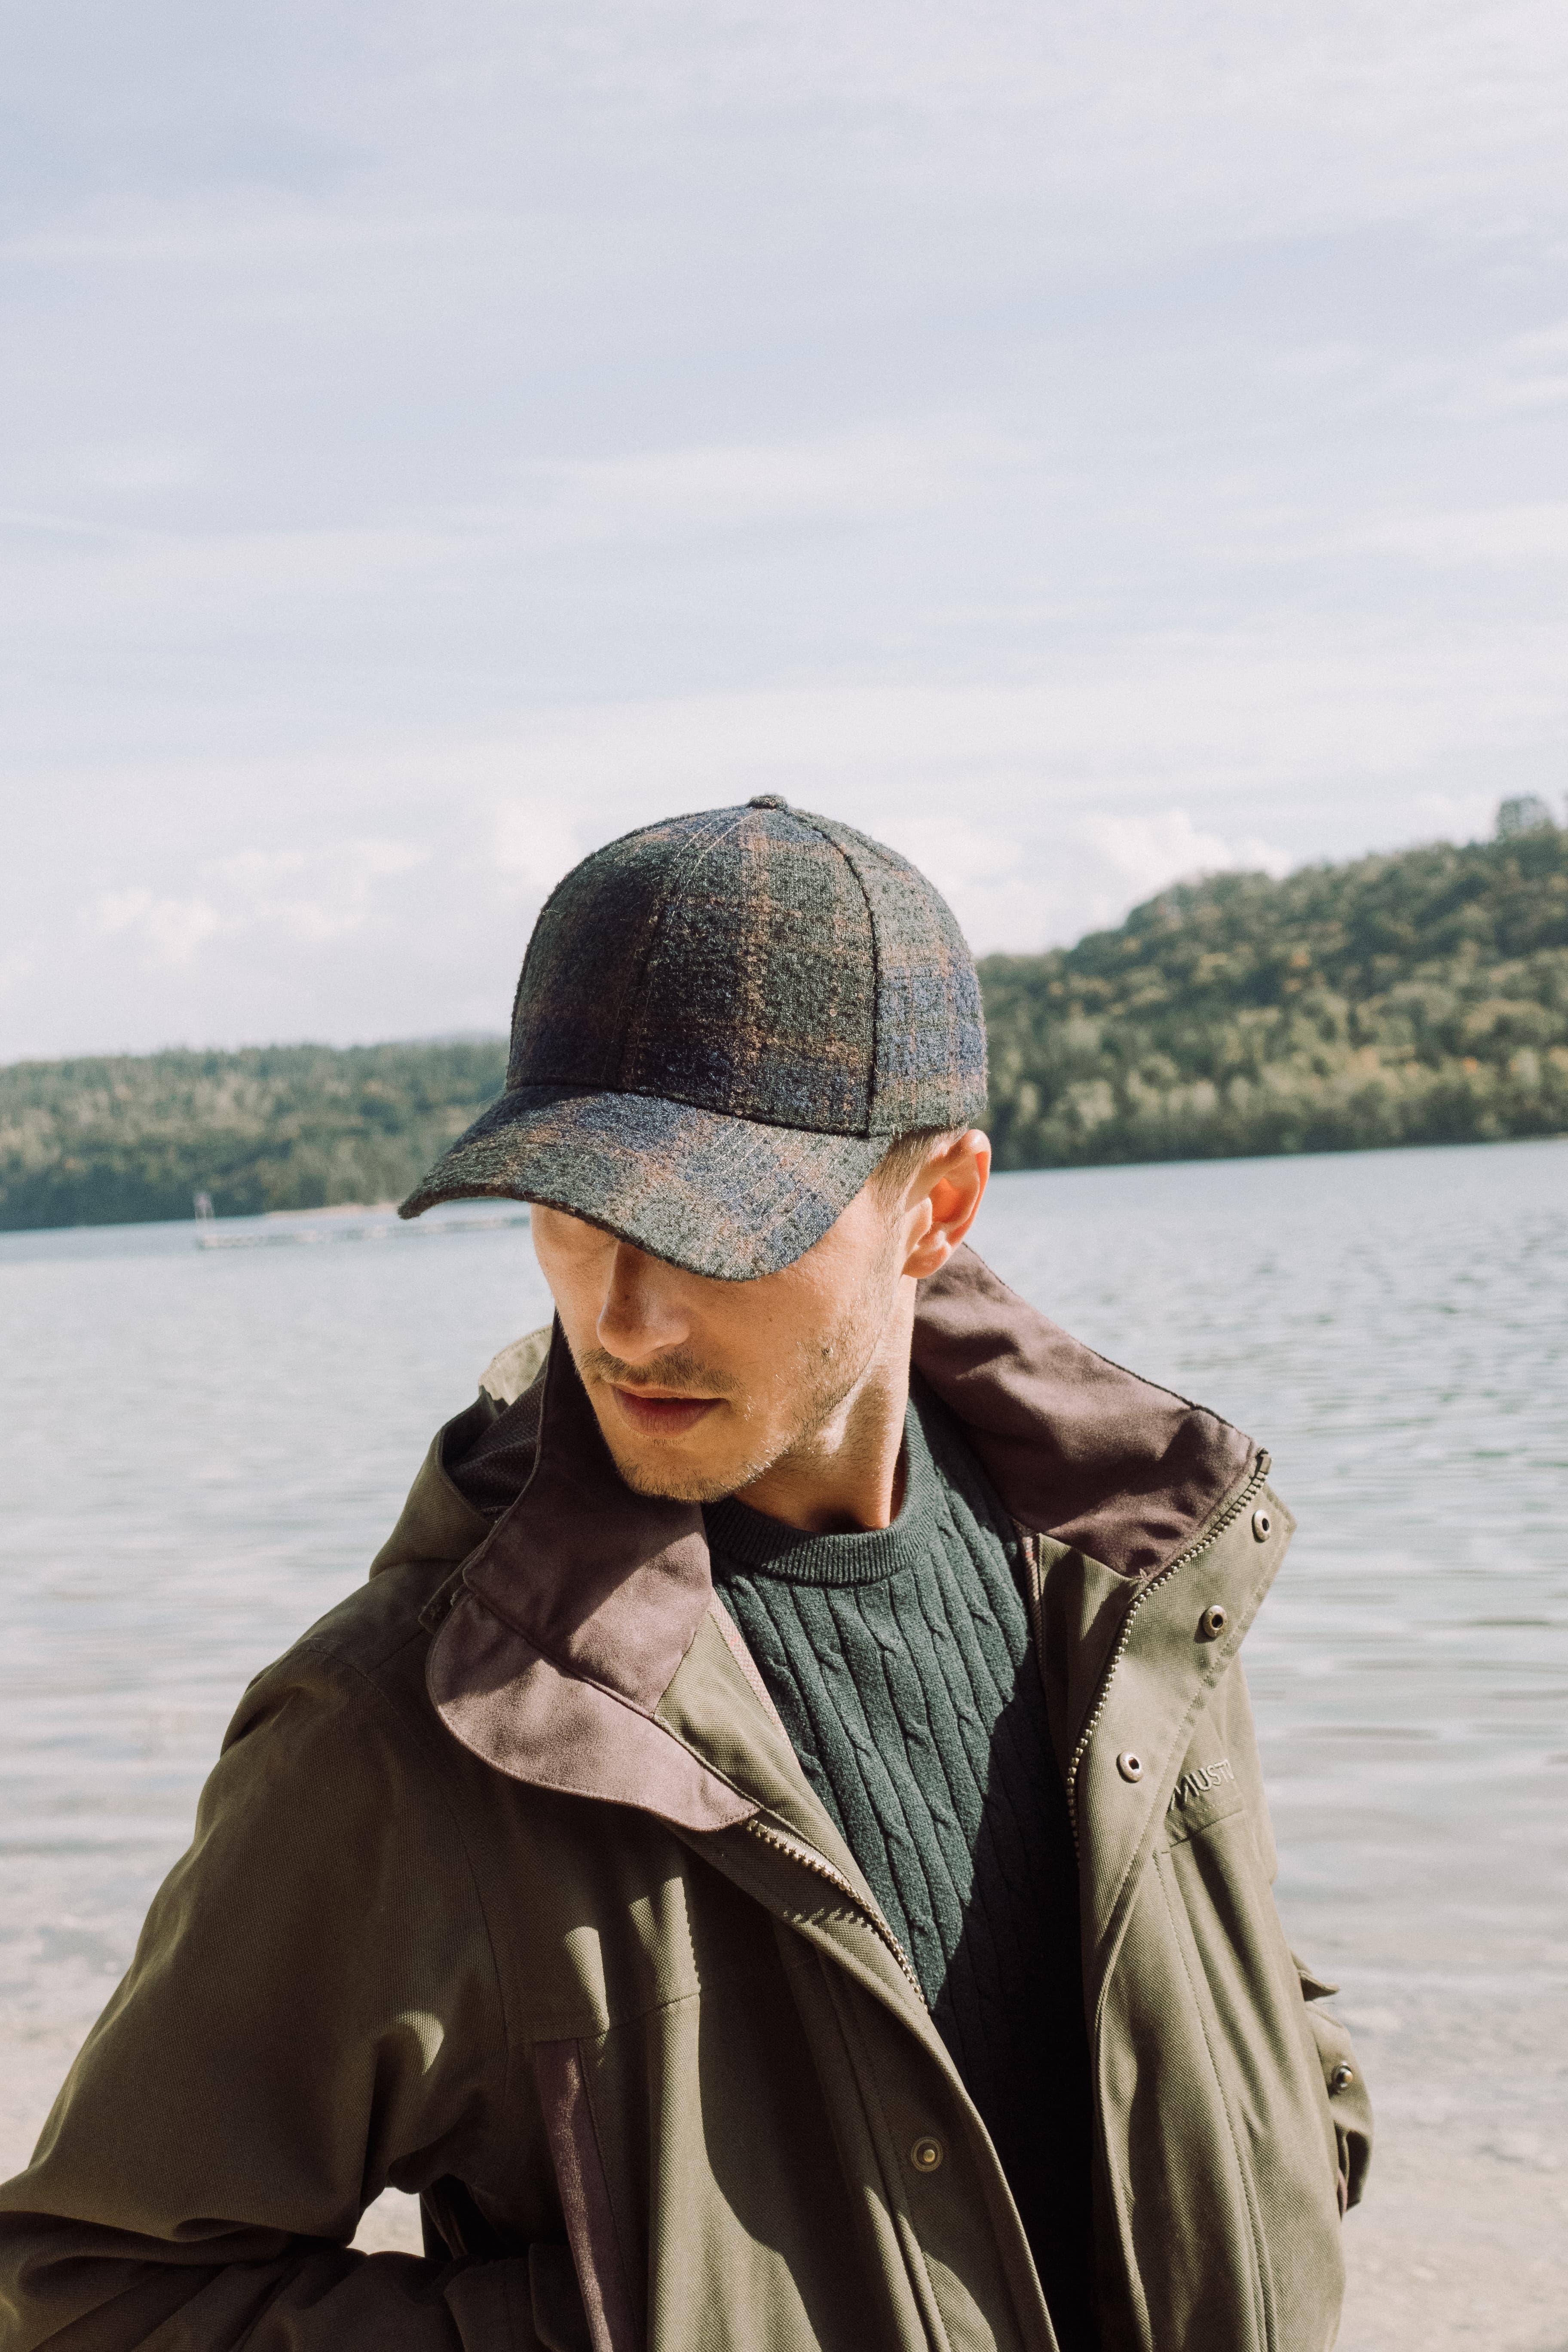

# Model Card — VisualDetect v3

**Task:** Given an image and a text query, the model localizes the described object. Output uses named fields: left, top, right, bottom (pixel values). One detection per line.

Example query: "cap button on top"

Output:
left=747, top=793, right=789, bottom=809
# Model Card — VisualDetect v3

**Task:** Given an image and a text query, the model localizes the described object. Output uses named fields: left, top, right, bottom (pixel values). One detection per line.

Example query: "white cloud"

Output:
left=214, top=840, right=432, bottom=945
left=90, top=890, right=221, bottom=964
left=1459, top=322, right=1568, bottom=417
left=0, top=429, right=1037, bottom=642
left=270, top=1, right=1568, bottom=246
left=493, top=803, right=584, bottom=894
left=876, top=807, right=1294, bottom=951
left=524, top=430, right=1034, bottom=542
left=3, top=0, right=1568, bottom=1057
left=1080, top=810, right=1292, bottom=901
left=0, top=522, right=469, bottom=632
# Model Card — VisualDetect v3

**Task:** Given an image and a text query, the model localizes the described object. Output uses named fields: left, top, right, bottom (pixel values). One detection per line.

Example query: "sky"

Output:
left=3, top=0, right=1567, bottom=1060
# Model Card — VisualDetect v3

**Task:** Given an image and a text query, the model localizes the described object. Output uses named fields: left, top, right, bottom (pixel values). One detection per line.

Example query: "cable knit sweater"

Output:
left=704, top=1380, right=1095, bottom=2349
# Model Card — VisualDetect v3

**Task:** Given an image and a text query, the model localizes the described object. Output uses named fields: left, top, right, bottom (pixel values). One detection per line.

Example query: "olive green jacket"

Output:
left=0, top=1248, right=1369, bottom=2352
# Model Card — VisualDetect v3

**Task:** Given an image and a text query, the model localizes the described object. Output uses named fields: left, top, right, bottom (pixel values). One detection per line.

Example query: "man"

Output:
left=0, top=799, right=1369, bottom=2352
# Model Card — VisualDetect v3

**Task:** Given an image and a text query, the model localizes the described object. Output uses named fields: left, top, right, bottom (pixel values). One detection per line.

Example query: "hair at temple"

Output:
left=871, top=1126, right=966, bottom=1204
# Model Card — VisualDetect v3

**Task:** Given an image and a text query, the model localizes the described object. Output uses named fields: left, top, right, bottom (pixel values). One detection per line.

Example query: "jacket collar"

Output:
left=425, top=1243, right=1255, bottom=1830
left=912, top=1246, right=1253, bottom=1579
left=456, top=1317, right=710, bottom=1710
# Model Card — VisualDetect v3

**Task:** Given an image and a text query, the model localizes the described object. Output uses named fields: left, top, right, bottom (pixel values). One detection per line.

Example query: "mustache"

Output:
left=577, top=1344, right=741, bottom=1400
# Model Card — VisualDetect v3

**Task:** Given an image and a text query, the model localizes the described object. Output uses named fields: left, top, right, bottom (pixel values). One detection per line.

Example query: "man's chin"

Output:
left=602, top=1432, right=768, bottom=1508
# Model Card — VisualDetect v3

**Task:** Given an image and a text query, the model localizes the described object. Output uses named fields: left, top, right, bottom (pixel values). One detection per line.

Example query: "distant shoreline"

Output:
left=254, top=1200, right=402, bottom=1219
left=3, top=828, right=1565, bottom=1233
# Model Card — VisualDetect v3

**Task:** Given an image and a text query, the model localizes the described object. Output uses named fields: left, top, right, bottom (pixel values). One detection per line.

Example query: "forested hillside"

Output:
left=0, top=1041, right=507, bottom=1230
left=981, top=826, right=1568, bottom=1167
left=2, top=827, right=1565, bottom=1228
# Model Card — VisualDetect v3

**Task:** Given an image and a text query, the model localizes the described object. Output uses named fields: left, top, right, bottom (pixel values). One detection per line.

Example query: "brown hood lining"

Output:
left=912, top=1246, right=1254, bottom=1581
left=455, top=1319, right=710, bottom=1713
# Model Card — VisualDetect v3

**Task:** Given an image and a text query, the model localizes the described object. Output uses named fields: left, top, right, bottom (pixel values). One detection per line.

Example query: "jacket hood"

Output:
left=911, top=1248, right=1251, bottom=1578
left=412, top=1244, right=1255, bottom=1832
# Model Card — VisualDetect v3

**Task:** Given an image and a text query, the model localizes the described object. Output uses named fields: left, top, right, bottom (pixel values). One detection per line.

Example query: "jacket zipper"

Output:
left=744, top=1817, right=927, bottom=2004
left=1062, top=1449, right=1271, bottom=1850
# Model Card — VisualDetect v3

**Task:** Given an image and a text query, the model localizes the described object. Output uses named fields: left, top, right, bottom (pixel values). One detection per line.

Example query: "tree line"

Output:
left=1, top=826, right=1564, bottom=1229
left=0, top=1040, right=509, bottom=1230
left=980, top=825, right=1568, bottom=1168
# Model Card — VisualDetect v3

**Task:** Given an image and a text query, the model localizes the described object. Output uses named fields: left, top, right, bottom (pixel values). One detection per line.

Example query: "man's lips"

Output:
left=609, top=1386, right=720, bottom=1439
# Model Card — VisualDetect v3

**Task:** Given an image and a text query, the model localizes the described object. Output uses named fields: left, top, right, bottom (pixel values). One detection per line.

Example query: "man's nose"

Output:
left=596, top=1242, right=691, bottom=1366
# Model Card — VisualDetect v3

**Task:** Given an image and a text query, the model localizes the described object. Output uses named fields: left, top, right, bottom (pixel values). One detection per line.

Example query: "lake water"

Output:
left=2, top=1145, right=1565, bottom=2351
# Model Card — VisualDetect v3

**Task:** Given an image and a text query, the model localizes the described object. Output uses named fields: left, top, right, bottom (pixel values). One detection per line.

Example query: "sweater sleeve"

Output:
left=0, top=1642, right=540, bottom=2351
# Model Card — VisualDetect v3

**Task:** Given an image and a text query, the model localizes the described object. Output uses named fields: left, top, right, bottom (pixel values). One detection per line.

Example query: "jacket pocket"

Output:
left=1292, top=1969, right=1372, bottom=2214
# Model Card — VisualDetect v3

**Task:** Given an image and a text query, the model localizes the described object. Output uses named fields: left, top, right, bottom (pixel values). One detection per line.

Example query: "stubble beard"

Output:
left=585, top=1254, right=901, bottom=1507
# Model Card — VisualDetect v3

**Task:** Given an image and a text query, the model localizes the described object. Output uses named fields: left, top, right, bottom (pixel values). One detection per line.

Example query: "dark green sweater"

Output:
left=704, top=1382, right=1095, bottom=2349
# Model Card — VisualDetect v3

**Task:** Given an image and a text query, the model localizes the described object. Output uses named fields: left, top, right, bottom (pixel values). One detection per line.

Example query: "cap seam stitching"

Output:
left=788, top=810, right=882, bottom=1140
left=614, top=808, right=751, bottom=1094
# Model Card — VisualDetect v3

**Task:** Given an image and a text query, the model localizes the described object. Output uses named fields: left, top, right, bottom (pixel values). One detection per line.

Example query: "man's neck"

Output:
left=732, top=1289, right=915, bottom=1534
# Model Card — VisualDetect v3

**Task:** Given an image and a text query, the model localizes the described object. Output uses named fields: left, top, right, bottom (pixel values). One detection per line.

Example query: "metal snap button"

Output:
left=909, top=2135, right=943, bottom=2172
left=1328, top=2064, right=1356, bottom=2095
left=1116, top=1750, right=1145, bottom=1783
left=1197, top=1603, right=1228, bottom=1641
left=1251, top=1508, right=1273, bottom=1542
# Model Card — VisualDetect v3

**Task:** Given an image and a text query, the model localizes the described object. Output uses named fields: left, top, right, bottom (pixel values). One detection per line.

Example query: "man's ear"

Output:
left=901, top=1131, right=991, bottom=1281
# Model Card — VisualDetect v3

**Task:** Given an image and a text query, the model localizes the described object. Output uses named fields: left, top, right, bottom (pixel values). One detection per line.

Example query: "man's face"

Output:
left=531, top=1178, right=916, bottom=1505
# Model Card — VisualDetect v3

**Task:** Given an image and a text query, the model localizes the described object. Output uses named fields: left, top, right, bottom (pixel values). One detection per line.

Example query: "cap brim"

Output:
left=398, top=1085, right=886, bottom=1280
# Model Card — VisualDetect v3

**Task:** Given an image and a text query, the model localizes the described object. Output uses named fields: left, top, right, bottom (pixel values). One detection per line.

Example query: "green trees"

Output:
left=0, top=1041, right=508, bottom=1229
left=981, top=828, right=1568, bottom=1168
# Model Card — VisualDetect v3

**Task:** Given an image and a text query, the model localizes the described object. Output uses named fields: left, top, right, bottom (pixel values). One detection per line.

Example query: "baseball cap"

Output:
left=399, top=796, right=987, bottom=1279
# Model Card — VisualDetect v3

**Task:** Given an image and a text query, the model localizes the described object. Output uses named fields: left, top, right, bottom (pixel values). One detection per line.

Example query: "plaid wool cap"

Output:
left=400, top=797, right=987, bottom=1278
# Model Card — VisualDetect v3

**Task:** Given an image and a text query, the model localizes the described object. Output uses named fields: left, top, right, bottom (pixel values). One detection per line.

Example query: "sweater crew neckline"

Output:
left=704, top=1397, right=938, bottom=1588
